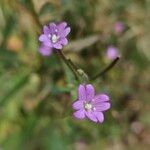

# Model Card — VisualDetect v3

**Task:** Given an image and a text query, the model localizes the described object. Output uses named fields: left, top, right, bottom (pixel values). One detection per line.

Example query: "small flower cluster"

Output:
left=38, top=22, right=111, bottom=123
left=106, top=46, right=119, bottom=60
left=105, top=21, right=125, bottom=60
left=114, top=21, right=125, bottom=34
left=73, top=84, right=110, bottom=123
left=39, top=22, right=71, bottom=56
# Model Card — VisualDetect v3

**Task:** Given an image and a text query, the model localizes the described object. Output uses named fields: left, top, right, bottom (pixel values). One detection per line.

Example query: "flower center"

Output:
left=51, top=34, right=59, bottom=43
left=84, top=102, right=92, bottom=111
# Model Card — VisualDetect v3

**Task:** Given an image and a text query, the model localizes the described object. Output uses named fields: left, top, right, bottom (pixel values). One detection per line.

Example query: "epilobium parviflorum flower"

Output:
left=73, top=84, right=111, bottom=123
left=106, top=46, right=119, bottom=60
left=39, top=22, right=71, bottom=56
left=114, top=21, right=125, bottom=34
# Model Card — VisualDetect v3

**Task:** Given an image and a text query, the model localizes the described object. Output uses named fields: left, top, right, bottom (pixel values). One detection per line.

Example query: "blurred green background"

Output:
left=0, top=0, right=149, bottom=150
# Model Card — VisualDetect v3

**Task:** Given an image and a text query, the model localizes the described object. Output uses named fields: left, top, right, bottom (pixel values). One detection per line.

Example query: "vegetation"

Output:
left=0, top=0, right=149, bottom=150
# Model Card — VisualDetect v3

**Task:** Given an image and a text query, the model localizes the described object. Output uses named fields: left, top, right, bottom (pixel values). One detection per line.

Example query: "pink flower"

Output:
left=106, top=46, right=119, bottom=60
left=72, top=84, right=111, bottom=123
left=38, top=22, right=71, bottom=56
left=114, top=21, right=124, bottom=33
left=39, top=44, right=52, bottom=56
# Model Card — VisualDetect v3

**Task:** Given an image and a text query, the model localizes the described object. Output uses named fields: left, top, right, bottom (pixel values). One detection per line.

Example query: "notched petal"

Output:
left=73, top=110, right=85, bottom=119
left=53, top=43, right=63, bottom=49
left=60, top=27, right=71, bottom=37
left=93, top=94, right=110, bottom=104
left=86, top=84, right=95, bottom=101
left=95, top=102, right=111, bottom=112
left=43, top=25, right=50, bottom=34
left=72, top=100, right=84, bottom=110
left=85, top=111, right=98, bottom=122
left=94, top=112, right=104, bottom=123
left=58, top=22, right=67, bottom=30
left=39, top=34, right=47, bottom=42
left=60, top=38, right=68, bottom=45
left=39, top=44, right=52, bottom=56
left=78, top=85, right=86, bottom=101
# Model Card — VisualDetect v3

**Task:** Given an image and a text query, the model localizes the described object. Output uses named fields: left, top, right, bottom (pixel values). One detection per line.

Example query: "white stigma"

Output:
left=84, top=102, right=92, bottom=111
left=51, top=34, right=59, bottom=43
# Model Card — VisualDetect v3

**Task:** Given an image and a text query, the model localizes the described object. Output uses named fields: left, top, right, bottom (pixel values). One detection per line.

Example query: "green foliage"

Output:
left=0, top=0, right=149, bottom=150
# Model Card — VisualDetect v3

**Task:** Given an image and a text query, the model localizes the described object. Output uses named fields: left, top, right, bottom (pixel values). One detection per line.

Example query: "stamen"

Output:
left=51, top=34, right=59, bottom=43
left=84, top=102, right=92, bottom=111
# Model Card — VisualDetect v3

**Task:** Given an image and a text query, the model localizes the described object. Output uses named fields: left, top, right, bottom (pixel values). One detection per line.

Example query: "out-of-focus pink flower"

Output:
left=38, top=22, right=71, bottom=56
left=39, top=44, right=52, bottom=56
left=72, top=84, right=111, bottom=123
left=114, top=21, right=124, bottom=33
left=106, top=46, right=119, bottom=60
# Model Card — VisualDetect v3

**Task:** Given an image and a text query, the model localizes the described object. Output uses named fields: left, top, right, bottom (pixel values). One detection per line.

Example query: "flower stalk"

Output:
left=92, top=56, right=120, bottom=80
left=57, top=50, right=80, bottom=81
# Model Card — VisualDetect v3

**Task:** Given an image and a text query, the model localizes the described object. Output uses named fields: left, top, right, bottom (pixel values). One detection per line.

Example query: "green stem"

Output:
left=68, top=59, right=78, bottom=70
left=28, top=0, right=42, bottom=30
left=92, top=56, right=120, bottom=80
left=23, top=1, right=87, bottom=82
left=56, top=50, right=80, bottom=81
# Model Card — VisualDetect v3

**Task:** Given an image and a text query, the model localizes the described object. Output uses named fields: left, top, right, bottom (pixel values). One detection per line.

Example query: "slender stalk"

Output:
left=92, top=56, right=120, bottom=80
left=68, top=59, right=78, bottom=70
left=28, top=0, right=42, bottom=29
left=17, top=0, right=42, bottom=33
left=22, top=1, right=84, bottom=82
left=29, top=0, right=42, bottom=28
left=56, top=50, right=80, bottom=81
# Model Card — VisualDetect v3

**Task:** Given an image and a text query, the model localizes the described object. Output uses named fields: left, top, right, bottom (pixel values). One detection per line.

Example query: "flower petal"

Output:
left=53, top=43, right=62, bottom=49
left=73, top=110, right=85, bottom=119
left=58, top=22, right=67, bottom=31
left=93, top=111, right=104, bottom=123
left=86, top=84, right=95, bottom=102
left=85, top=111, right=98, bottom=122
left=49, top=23, right=56, bottom=29
left=78, top=85, right=86, bottom=101
left=39, top=44, right=52, bottom=56
left=95, top=102, right=111, bottom=112
left=43, top=25, right=50, bottom=35
left=60, top=27, right=71, bottom=37
left=60, top=38, right=68, bottom=45
left=39, top=35, right=52, bottom=46
left=44, top=41, right=52, bottom=47
left=106, top=46, right=119, bottom=60
left=39, top=34, right=47, bottom=42
left=49, top=23, right=57, bottom=33
left=92, top=94, right=109, bottom=104
left=72, top=100, right=84, bottom=110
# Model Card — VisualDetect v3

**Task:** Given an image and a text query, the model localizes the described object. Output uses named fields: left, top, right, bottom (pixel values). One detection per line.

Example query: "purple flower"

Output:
left=72, top=84, right=111, bottom=123
left=114, top=21, right=124, bottom=33
left=39, top=44, right=52, bottom=56
left=39, top=22, right=71, bottom=56
left=106, top=46, right=119, bottom=60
